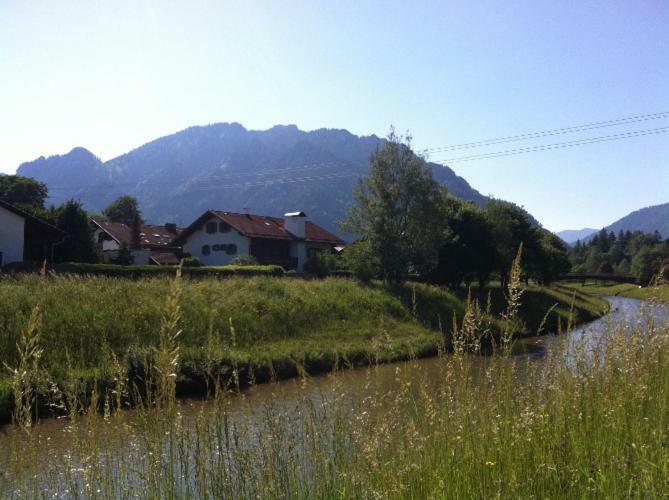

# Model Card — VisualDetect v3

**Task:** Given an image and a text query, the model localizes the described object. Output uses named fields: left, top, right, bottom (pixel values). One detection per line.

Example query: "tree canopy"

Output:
left=570, top=229, right=669, bottom=284
left=342, top=130, right=444, bottom=284
left=103, top=196, right=144, bottom=225
left=0, top=175, right=48, bottom=213
left=53, top=200, right=98, bottom=263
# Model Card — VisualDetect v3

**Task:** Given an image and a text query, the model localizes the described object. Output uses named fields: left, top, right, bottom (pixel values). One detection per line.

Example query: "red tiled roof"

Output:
left=172, top=211, right=345, bottom=245
left=213, top=212, right=294, bottom=240
left=92, top=220, right=182, bottom=248
left=150, top=250, right=181, bottom=265
left=303, top=221, right=344, bottom=244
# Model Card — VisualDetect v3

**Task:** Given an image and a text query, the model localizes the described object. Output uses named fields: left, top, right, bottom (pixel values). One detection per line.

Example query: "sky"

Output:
left=1, top=0, right=668, bottom=232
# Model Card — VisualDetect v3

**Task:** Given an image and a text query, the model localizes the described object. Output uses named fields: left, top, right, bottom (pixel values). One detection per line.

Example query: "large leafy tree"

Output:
left=103, top=195, right=144, bottom=225
left=0, top=175, right=49, bottom=213
left=342, top=130, right=444, bottom=284
left=433, top=194, right=495, bottom=289
left=530, top=229, right=571, bottom=285
left=54, top=200, right=98, bottom=263
left=631, top=244, right=669, bottom=285
left=484, top=199, right=539, bottom=287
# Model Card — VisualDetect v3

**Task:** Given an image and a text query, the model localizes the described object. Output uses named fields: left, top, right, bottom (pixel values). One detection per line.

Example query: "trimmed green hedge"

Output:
left=51, top=263, right=285, bottom=278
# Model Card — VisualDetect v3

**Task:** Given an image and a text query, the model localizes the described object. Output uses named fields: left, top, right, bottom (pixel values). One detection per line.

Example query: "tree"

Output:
left=111, top=241, right=134, bottom=265
left=342, top=130, right=444, bottom=284
left=432, top=194, right=495, bottom=289
left=484, top=199, right=539, bottom=287
left=342, top=239, right=379, bottom=283
left=103, top=196, right=143, bottom=224
left=53, top=200, right=99, bottom=263
left=0, top=175, right=48, bottom=213
left=531, top=230, right=571, bottom=285
left=598, top=261, right=614, bottom=274
left=631, top=245, right=669, bottom=285
left=130, top=212, right=142, bottom=250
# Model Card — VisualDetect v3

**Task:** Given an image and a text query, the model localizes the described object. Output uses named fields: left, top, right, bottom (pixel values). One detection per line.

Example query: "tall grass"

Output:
left=0, top=273, right=606, bottom=423
left=0, top=284, right=666, bottom=497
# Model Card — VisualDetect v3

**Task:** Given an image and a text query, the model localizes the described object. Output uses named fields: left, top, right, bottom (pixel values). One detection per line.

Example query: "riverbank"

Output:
left=0, top=274, right=607, bottom=424
left=1, top=294, right=666, bottom=497
left=562, top=282, right=669, bottom=304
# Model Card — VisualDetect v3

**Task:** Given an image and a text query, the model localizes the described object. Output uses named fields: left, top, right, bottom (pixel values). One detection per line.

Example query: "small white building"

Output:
left=171, top=210, right=344, bottom=272
left=0, top=199, right=65, bottom=267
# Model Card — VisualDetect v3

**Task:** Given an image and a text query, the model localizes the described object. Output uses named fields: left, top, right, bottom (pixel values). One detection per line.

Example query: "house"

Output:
left=91, top=219, right=182, bottom=265
left=171, top=211, right=344, bottom=271
left=0, top=199, right=66, bottom=267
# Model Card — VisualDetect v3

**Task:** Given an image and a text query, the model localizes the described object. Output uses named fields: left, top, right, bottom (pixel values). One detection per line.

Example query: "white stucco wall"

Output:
left=290, top=241, right=307, bottom=272
left=182, top=216, right=251, bottom=266
left=0, top=205, right=25, bottom=266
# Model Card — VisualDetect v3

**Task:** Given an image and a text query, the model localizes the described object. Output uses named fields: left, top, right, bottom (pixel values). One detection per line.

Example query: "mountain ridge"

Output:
left=16, top=123, right=487, bottom=235
left=557, top=203, right=669, bottom=244
left=603, top=202, right=669, bottom=238
left=555, top=228, right=598, bottom=244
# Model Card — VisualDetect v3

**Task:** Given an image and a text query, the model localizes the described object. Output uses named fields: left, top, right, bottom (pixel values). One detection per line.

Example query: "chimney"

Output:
left=284, top=211, right=307, bottom=238
left=164, top=223, right=177, bottom=234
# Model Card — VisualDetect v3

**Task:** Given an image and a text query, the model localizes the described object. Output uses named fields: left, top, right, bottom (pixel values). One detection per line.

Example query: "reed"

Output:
left=0, top=287, right=666, bottom=497
left=0, top=273, right=606, bottom=422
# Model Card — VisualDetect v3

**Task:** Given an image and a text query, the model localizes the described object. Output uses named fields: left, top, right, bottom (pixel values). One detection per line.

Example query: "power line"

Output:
left=419, top=111, right=669, bottom=154
left=6, top=113, right=668, bottom=198
left=432, top=126, right=669, bottom=164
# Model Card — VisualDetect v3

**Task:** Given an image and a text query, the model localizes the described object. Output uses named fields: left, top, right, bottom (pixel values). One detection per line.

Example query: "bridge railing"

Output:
left=557, top=273, right=637, bottom=284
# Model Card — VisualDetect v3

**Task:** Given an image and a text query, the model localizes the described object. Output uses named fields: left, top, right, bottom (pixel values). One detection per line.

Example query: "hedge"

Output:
left=48, top=263, right=286, bottom=278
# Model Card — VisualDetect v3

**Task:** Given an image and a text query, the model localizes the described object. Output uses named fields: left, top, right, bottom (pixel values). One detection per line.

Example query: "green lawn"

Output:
left=562, top=281, right=669, bottom=304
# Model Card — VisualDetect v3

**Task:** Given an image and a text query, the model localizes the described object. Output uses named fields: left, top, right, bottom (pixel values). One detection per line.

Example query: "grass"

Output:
left=0, top=272, right=666, bottom=497
left=563, top=281, right=669, bottom=304
left=0, top=273, right=607, bottom=423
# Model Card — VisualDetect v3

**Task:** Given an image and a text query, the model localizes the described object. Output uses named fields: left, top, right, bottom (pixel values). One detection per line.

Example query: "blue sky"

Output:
left=1, top=0, right=667, bottom=231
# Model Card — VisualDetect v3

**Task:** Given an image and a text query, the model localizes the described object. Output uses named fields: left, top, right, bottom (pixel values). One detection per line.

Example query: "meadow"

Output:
left=564, top=281, right=669, bottom=304
left=0, top=272, right=666, bottom=498
left=0, top=272, right=606, bottom=423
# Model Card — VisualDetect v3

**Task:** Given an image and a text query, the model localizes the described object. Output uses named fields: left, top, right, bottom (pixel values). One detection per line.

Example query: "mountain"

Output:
left=603, top=203, right=669, bottom=239
left=16, top=123, right=487, bottom=235
left=556, top=228, right=598, bottom=244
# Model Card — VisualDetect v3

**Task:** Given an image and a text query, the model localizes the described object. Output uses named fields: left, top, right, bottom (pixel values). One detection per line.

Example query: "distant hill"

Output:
left=556, top=228, right=598, bottom=244
left=558, top=203, right=669, bottom=244
left=16, top=123, right=487, bottom=235
left=603, top=203, right=669, bottom=239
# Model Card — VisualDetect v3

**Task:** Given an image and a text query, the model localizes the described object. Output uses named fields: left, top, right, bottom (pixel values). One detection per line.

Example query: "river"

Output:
left=1, top=296, right=667, bottom=495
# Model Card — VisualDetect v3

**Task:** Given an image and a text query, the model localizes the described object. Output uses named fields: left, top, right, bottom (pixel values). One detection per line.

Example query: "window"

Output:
left=219, top=222, right=231, bottom=233
left=226, top=244, right=237, bottom=255
left=202, top=245, right=211, bottom=256
left=212, top=244, right=220, bottom=251
left=206, top=222, right=217, bottom=234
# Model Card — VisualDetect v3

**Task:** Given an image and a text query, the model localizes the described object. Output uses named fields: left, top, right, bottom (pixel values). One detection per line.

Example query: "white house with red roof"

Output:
left=171, top=211, right=344, bottom=272
left=91, top=219, right=182, bottom=265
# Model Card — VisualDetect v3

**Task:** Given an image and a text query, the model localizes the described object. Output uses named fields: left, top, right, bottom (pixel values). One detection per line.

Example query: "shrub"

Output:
left=304, top=252, right=344, bottom=277
left=229, top=254, right=259, bottom=266
left=180, top=256, right=202, bottom=267
left=343, top=240, right=379, bottom=282
left=48, top=263, right=285, bottom=278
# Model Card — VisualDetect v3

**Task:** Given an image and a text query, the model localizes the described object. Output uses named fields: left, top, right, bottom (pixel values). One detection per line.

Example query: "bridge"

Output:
left=557, top=273, right=637, bottom=284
